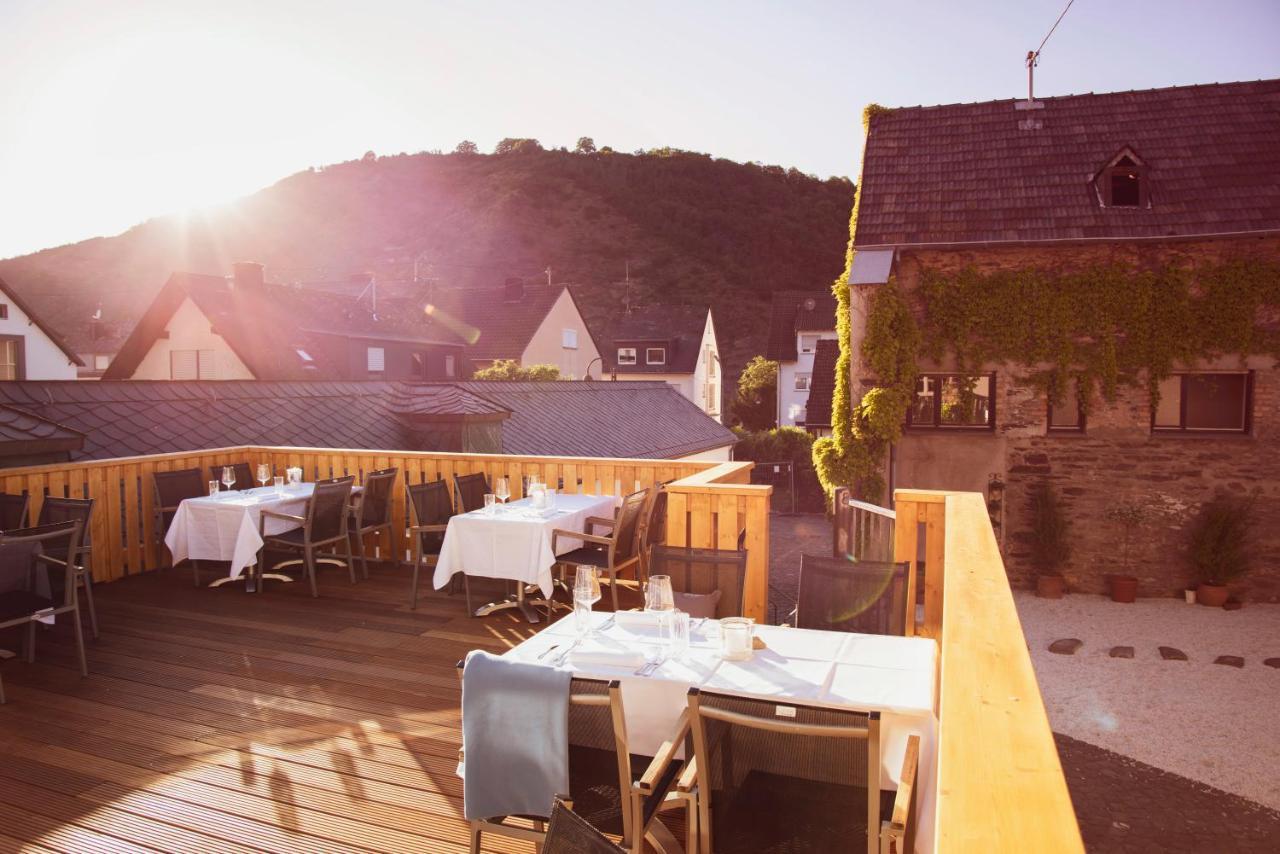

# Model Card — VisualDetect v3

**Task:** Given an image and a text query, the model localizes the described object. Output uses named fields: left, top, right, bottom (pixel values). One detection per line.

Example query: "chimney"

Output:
left=232, top=262, right=265, bottom=289
left=503, top=277, right=524, bottom=302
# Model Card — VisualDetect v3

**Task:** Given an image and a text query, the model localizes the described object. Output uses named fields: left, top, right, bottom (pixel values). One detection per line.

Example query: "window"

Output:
left=197, top=350, right=217, bottom=379
left=907, top=373, right=995, bottom=429
left=93, top=354, right=111, bottom=370
left=1098, top=150, right=1148, bottom=208
left=645, top=347, right=666, bottom=365
left=0, top=304, right=8, bottom=319
left=0, top=337, right=21, bottom=380
left=799, top=334, right=819, bottom=355
left=706, top=350, right=717, bottom=378
left=411, top=352, right=426, bottom=378
left=562, top=328, right=578, bottom=349
left=1153, top=373, right=1251, bottom=433
left=367, top=347, right=385, bottom=373
left=617, top=347, right=637, bottom=365
left=1048, top=382, right=1086, bottom=432
left=444, top=354, right=457, bottom=378
left=794, top=372, right=811, bottom=391
left=169, top=349, right=215, bottom=380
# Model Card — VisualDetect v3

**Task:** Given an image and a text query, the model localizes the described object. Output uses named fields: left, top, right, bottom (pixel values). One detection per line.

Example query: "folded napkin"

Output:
left=612, top=610, right=658, bottom=628
left=569, top=637, right=647, bottom=668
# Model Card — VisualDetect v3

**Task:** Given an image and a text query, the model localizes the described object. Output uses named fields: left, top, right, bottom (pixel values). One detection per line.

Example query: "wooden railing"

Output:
left=893, top=488, right=1083, bottom=853
left=0, top=446, right=773, bottom=621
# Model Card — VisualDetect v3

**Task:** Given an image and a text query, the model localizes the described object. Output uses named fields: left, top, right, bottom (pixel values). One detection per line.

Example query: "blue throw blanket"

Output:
left=462, top=650, right=571, bottom=821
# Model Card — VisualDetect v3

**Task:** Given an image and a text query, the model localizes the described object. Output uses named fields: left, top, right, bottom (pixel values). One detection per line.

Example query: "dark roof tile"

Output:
left=765, top=291, right=838, bottom=361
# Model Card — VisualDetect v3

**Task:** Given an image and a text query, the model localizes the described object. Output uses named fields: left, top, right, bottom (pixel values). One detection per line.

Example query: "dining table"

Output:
left=433, top=492, right=618, bottom=623
left=505, top=610, right=939, bottom=854
left=163, top=481, right=359, bottom=590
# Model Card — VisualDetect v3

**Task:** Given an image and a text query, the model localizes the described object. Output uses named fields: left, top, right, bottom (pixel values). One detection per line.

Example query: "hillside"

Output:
left=0, top=144, right=854, bottom=383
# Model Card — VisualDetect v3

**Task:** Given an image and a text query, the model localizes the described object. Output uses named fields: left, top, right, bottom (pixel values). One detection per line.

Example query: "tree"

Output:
left=494, top=138, right=543, bottom=155
left=454, top=140, right=479, bottom=155
left=472, top=359, right=561, bottom=381
left=575, top=136, right=597, bottom=154
left=731, top=356, right=778, bottom=431
left=361, top=150, right=376, bottom=162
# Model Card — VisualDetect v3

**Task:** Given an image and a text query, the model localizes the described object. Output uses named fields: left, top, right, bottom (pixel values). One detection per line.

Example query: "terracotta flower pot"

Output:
left=1109, top=575, right=1138, bottom=603
left=1197, top=583, right=1229, bottom=608
left=1036, top=574, right=1066, bottom=599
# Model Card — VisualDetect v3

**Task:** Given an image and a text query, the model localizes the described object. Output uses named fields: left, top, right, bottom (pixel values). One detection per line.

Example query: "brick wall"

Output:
left=887, top=235, right=1280, bottom=601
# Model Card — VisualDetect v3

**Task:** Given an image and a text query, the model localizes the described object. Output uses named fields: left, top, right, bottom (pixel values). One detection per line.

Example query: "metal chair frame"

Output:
left=260, top=476, right=357, bottom=597
left=349, top=467, right=398, bottom=579
left=37, top=496, right=99, bottom=640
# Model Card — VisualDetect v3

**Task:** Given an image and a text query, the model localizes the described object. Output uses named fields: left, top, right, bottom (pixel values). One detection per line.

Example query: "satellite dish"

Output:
left=803, top=298, right=816, bottom=311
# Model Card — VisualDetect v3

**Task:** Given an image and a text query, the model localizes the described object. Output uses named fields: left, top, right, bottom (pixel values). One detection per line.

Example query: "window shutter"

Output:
left=170, top=350, right=197, bottom=380
left=197, top=350, right=217, bottom=380
left=367, top=347, right=385, bottom=373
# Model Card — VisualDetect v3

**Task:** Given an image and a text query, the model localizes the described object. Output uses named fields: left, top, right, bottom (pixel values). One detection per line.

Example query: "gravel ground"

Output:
left=1016, top=592, right=1280, bottom=811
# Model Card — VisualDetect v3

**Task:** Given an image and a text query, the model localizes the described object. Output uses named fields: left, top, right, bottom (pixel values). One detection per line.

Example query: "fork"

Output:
left=553, top=640, right=581, bottom=666
left=599, top=614, right=617, bottom=633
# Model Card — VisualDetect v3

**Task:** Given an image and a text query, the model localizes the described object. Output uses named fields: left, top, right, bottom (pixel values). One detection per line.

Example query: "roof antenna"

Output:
left=1022, top=0, right=1074, bottom=109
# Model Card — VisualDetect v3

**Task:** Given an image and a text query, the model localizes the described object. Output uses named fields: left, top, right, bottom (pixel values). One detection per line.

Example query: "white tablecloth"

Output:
left=506, top=612, right=939, bottom=854
left=164, top=483, right=320, bottom=579
left=433, top=493, right=617, bottom=599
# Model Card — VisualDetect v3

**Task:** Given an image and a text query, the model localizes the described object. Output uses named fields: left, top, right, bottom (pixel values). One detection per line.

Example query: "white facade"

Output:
left=518, top=288, right=600, bottom=380
left=777, top=329, right=837, bottom=427
left=610, top=311, right=722, bottom=422
left=0, top=291, right=79, bottom=380
left=129, top=298, right=255, bottom=380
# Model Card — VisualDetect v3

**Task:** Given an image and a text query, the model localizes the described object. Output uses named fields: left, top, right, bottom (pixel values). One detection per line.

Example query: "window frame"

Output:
left=561, top=328, right=578, bottom=350
left=366, top=346, right=386, bottom=374
left=1098, top=152, right=1149, bottom=209
left=1046, top=382, right=1087, bottom=434
left=0, top=304, right=9, bottom=320
left=1151, top=371, right=1253, bottom=435
left=645, top=347, right=666, bottom=366
left=906, top=372, right=997, bottom=431
left=798, top=334, right=819, bottom=355
left=616, top=347, right=637, bottom=366
left=794, top=372, right=811, bottom=391
left=0, top=335, right=24, bottom=380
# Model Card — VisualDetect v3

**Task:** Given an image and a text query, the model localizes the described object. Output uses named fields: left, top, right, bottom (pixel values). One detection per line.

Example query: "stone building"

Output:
left=845, top=80, right=1280, bottom=600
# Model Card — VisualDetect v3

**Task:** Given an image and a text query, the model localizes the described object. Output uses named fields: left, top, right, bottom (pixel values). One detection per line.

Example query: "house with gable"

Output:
left=602, top=304, right=722, bottom=421
left=0, top=275, right=84, bottom=380
left=844, top=79, right=1280, bottom=599
left=765, top=290, right=838, bottom=429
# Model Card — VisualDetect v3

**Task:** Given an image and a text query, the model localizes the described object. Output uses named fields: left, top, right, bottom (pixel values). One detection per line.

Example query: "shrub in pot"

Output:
left=1102, top=501, right=1146, bottom=602
left=1187, top=495, right=1254, bottom=608
left=1028, top=482, right=1070, bottom=599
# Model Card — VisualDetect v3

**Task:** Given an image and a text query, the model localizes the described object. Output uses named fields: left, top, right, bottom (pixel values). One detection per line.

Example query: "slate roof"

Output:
left=103, top=273, right=467, bottom=381
left=605, top=305, right=710, bottom=374
left=0, top=380, right=733, bottom=462
left=856, top=79, right=1280, bottom=247
left=765, top=291, right=838, bottom=362
left=802, top=339, right=839, bottom=429
left=0, top=404, right=85, bottom=455
left=0, top=276, right=85, bottom=367
left=457, top=381, right=737, bottom=459
left=428, top=284, right=589, bottom=362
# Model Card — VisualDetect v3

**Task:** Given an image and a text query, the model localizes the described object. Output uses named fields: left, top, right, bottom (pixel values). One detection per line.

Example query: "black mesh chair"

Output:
left=453, top=472, right=491, bottom=512
left=552, top=488, right=648, bottom=612
left=459, top=664, right=686, bottom=854
left=37, top=497, right=98, bottom=640
left=686, top=687, right=889, bottom=854
left=260, top=476, right=356, bottom=597
left=0, top=521, right=87, bottom=704
left=349, top=467, right=398, bottom=579
left=544, top=798, right=625, bottom=853
left=794, top=554, right=910, bottom=636
left=152, top=468, right=206, bottom=582
left=406, top=479, right=460, bottom=610
left=0, top=493, right=30, bottom=530
left=648, top=544, right=749, bottom=619
left=209, top=462, right=254, bottom=491
left=637, top=487, right=668, bottom=580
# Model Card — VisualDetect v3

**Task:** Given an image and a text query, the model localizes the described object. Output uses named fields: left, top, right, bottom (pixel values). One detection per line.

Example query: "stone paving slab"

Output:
left=1057, top=733, right=1280, bottom=853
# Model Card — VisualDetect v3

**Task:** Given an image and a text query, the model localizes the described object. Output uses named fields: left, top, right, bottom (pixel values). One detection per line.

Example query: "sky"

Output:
left=1, top=0, right=1277, bottom=259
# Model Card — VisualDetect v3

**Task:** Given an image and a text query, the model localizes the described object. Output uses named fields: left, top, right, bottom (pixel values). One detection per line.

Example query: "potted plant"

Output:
left=1103, top=501, right=1145, bottom=602
left=1028, top=482, right=1070, bottom=599
left=1187, top=495, right=1253, bottom=608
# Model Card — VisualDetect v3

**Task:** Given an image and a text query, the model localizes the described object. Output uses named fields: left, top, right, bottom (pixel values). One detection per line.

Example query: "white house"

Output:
left=766, top=290, right=837, bottom=428
left=0, top=276, right=84, bottom=379
left=601, top=305, right=722, bottom=422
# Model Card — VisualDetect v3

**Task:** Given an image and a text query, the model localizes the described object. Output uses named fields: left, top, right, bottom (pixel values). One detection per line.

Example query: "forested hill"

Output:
left=0, top=142, right=854, bottom=381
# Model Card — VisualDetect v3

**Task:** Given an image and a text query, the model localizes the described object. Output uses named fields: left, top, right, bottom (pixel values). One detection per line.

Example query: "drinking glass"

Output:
left=208, top=480, right=220, bottom=496
left=273, top=475, right=284, bottom=494
left=573, top=565, right=602, bottom=636
left=720, top=617, right=754, bottom=661
left=256, top=463, right=271, bottom=489
left=664, top=610, right=691, bottom=660
left=483, top=493, right=497, bottom=515
left=644, top=575, right=675, bottom=612
left=495, top=477, right=511, bottom=504
left=221, top=466, right=236, bottom=492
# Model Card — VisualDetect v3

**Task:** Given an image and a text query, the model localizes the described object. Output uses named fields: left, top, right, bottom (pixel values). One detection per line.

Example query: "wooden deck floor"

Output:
left=0, top=563, right=555, bottom=853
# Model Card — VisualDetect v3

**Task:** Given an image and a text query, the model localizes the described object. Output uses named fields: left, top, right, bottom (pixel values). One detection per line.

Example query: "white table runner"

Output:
left=164, top=483, right=320, bottom=579
left=506, top=612, right=939, bottom=854
left=433, top=493, right=617, bottom=599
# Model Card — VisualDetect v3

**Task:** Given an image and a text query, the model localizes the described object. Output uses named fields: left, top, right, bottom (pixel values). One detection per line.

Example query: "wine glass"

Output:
left=573, top=565, right=602, bottom=636
left=495, top=477, right=511, bottom=505
left=256, top=463, right=271, bottom=490
left=221, top=466, right=236, bottom=493
left=644, top=575, right=675, bottom=612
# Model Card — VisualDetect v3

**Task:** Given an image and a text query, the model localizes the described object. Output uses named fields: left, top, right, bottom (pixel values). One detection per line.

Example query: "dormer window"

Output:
left=1097, top=148, right=1148, bottom=208
left=617, top=347, right=637, bottom=365
left=645, top=347, right=666, bottom=365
